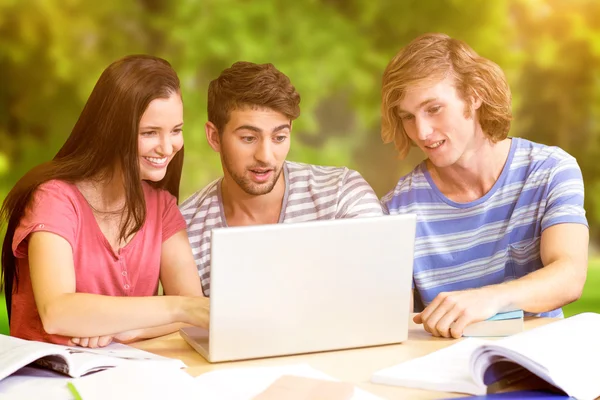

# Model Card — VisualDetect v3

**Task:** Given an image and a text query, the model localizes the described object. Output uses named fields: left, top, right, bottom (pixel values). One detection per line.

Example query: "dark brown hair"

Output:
left=1, top=55, right=183, bottom=318
left=207, top=61, right=301, bottom=132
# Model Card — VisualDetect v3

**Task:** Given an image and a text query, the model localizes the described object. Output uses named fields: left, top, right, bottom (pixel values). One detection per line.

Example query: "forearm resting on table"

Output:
left=39, top=293, right=203, bottom=337
left=488, top=258, right=586, bottom=314
left=119, top=322, right=195, bottom=342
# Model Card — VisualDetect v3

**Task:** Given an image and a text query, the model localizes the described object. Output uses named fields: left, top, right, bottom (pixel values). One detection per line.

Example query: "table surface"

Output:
left=130, top=316, right=555, bottom=400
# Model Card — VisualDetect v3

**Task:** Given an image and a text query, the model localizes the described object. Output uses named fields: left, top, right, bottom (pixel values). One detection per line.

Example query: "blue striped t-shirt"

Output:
left=382, top=138, right=588, bottom=318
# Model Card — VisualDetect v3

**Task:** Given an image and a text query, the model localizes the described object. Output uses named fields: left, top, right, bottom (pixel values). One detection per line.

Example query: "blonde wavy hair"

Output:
left=381, top=33, right=512, bottom=159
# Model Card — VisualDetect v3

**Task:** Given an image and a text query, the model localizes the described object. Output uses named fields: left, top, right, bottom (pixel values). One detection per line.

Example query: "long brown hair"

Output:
left=1, top=55, right=183, bottom=318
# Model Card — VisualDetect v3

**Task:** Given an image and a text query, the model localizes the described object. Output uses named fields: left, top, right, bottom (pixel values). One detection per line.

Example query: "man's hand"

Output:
left=413, top=287, right=504, bottom=338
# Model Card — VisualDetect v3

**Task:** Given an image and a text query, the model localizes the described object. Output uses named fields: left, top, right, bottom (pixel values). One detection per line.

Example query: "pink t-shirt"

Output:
left=10, top=180, right=186, bottom=344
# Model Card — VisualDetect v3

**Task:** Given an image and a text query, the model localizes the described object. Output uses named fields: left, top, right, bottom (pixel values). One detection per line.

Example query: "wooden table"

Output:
left=130, top=316, right=555, bottom=399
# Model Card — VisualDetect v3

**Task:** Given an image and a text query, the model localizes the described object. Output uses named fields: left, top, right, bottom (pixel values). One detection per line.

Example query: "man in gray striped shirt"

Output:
left=180, top=61, right=383, bottom=296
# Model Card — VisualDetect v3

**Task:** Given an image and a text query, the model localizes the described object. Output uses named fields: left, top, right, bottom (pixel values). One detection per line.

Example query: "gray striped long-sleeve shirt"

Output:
left=179, top=161, right=383, bottom=296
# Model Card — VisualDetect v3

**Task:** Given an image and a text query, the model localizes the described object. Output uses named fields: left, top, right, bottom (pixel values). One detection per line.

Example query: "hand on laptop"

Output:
left=69, top=297, right=210, bottom=347
left=413, top=287, right=503, bottom=339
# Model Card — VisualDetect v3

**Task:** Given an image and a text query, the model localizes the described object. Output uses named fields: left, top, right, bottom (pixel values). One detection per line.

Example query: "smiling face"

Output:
left=137, top=93, right=184, bottom=182
left=207, top=107, right=291, bottom=196
left=398, top=77, right=483, bottom=169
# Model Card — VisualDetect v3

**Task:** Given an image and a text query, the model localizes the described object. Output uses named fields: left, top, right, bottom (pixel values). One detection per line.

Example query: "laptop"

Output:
left=180, top=214, right=416, bottom=363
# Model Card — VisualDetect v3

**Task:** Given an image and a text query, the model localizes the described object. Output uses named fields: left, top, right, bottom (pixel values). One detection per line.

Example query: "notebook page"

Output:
left=0, top=334, right=71, bottom=380
left=71, top=363, right=196, bottom=400
left=0, top=335, right=186, bottom=379
left=371, top=338, right=489, bottom=395
left=0, top=366, right=75, bottom=400
left=65, top=342, right=187, bottom=376
left=194, top=364, right=382, bottom=400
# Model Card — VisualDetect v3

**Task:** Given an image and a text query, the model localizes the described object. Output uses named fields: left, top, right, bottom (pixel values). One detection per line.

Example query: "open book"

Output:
left=0, top=334, right=185, bottom=382
left=371, top=313, right=600, bottom=400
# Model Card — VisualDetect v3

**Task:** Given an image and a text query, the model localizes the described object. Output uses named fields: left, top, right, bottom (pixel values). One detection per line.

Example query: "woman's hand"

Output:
left=181, top=296, right=210, bottom=329
left=113, top=329, right=143, bottom=343
left=70, top=335, right=113, bottom=348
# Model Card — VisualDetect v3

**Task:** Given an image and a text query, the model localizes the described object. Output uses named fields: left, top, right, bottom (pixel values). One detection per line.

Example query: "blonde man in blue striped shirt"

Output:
left=381, top=33, right=588, bottom=339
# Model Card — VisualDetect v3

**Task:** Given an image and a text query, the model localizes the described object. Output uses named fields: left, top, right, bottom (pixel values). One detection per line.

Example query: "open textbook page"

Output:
left=372, top=313, right=600, bottom=400
left=371, top=338, right=490, bottom=395
left=471, top=312, right=600, bottom=400
left=0, top=334, right=185, bottom=381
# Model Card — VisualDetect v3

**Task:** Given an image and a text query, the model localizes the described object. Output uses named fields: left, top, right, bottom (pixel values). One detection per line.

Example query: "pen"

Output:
left=67, top=382, right=83, bottom=400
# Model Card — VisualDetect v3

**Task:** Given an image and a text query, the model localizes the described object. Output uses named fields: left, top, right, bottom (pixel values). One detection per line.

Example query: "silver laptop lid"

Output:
left=208, top=214, right=416, bottom=362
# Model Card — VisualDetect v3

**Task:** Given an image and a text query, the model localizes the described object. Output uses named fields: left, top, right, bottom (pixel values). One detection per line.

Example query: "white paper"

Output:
left=371, top=338, right=489, bottom=395
left=0, top=366, right=74, bottom=400
left=71, top=364, right=196, bottom=400
left=194, top=363, right=382, bottom=400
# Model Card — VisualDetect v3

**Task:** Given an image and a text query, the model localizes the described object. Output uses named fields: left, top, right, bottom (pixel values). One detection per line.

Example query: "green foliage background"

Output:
left=0, top=0, right=599, bottom=318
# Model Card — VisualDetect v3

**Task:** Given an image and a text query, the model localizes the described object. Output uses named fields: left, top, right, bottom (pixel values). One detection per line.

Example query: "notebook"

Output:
left=371, top=313, right=600, bottom=400
left=0, top=335, right=187, bottom=399
left=252, top=375, right=355, bottom=400
left=69, top=363, right=196, bottom=400
left=194, top=364, right=382, bottom=400
left=0, top=334, right=184, bottom=381
left=463, top=310, right=524, bottom=337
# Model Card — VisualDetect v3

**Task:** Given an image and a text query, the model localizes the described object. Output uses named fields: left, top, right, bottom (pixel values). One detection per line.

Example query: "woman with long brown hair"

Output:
left=1, top=55, right=208, bottom=347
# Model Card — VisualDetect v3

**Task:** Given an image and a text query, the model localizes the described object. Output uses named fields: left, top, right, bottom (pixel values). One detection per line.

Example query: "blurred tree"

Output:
left=510, top=0, right=600, bottom=244
left=318, top=0, right=517, bottom=196
left=0, top=0, right=598, bottom=245
left=162, top=0, right=381, bottom=198
left=0, top=0, right=166, bottom=196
